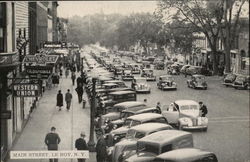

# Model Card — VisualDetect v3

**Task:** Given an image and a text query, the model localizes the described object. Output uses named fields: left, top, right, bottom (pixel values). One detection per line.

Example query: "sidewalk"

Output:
left=7, top=71, right=96, bottom=162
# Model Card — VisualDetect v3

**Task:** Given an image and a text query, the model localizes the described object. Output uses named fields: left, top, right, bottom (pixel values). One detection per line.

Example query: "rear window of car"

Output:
left=134, top=131, right=146, bottom=139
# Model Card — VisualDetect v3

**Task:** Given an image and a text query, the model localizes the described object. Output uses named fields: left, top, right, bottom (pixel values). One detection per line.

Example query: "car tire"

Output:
left=203, top=127, right=208, bottom=132
left=204, top=87, right=207, bottom=90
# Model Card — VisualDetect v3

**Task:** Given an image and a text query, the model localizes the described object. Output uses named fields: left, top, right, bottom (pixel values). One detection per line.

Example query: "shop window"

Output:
left=0, top=2, right=6, bottom=52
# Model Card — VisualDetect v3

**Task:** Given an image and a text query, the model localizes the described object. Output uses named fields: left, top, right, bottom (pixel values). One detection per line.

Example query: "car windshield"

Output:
left=137, top=143, right=159, bottom=154
left=180, top=105, right=198, bottom=111
left=134, top=131, right=146, bottom=139
left=124, top=119, right=133, bottom=127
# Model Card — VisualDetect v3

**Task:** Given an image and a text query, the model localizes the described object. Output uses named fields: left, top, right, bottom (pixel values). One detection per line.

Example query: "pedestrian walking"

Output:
left=156, top=102, right=162, bottom=114
left=47, top=75, right=52, bottom=90
left=65, top=68, right=69, bottom=78
left=44, top=127, right=61, bottom=162
left=199, top=101, right=208, bottom=117
left=75, top=85, right=84, bottom=103
left=65, top=89, right=73, bottom=111
left=56, top=90, right=63, bottom=111
left=71, top=72, right=76, bottom=86
left=75, top=132, right=88, bottom=162
left=77, top=76, right=83, bottom=87
left=96, top=132, right=108, bottom=162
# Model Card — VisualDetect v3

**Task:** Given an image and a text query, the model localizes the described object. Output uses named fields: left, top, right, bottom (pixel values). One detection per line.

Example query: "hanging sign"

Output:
left=25, top=66, right=53, bottom=79
left=23, top=53, right=58, bottom=65
left=13, top=83, right=40, bottom=97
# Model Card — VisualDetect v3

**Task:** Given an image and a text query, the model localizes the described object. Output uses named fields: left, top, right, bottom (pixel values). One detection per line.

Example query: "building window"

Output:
left=0, top=2, right=6, bottom=52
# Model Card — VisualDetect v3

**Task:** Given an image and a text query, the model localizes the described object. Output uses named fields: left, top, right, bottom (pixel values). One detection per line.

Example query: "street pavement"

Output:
left=7, top=70, right=96, bottom=162
left=119, top=55, right=250, bottom=162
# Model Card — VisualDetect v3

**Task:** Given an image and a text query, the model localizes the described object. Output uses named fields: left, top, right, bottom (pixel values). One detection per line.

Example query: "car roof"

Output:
left=138, top=130, right=191, bottom=144
left=105, top=80, right=124, bottom=84
left=127, top=113, right=163, bottom=121
left=129, top=123, right=171, bottom=133
left=122, top=107, right=156, bottom=113
left=109, top=90, right=135, bottom=95
left=156, top=148, right=214, bottom=161
left=174, top=100, right=198, bottom=106
left=114, top=101, right=145, bottom=108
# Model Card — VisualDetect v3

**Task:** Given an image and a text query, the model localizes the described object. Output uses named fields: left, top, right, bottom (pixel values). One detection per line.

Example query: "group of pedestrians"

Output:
left=45, top=126, right=88, bottom=162
left=56, top=89, right=73, bottom=111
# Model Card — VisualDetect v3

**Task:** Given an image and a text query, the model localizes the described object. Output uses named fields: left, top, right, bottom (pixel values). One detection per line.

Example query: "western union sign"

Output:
left=13, top=84, right=40, bottom=97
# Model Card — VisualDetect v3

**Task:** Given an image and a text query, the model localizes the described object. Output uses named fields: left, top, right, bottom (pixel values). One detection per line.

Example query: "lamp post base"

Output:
left=87, top=141, right=96, bottom=152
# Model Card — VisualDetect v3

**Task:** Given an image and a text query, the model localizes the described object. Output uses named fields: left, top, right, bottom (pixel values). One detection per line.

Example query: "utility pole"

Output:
left=87, top=77, right=96, bottom=152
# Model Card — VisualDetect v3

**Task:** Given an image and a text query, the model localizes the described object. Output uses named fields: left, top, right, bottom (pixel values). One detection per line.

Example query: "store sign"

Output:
left=43, top=42, right=67, bottom=48
left=25, top=66, right=53, bottom=79
left=23, top=54, right=58, bottom=65
left=13, top=83, right=40, bottom=97
left=0, top=110, right=12, bottom=119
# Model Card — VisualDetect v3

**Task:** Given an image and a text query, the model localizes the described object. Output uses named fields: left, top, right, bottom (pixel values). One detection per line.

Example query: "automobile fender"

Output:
left=197, top=116, right=208, bottom=125
left=178, top=117, right=192, bottom=127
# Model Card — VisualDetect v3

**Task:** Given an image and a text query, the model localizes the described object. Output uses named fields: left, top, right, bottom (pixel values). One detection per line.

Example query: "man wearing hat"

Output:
left=75, top=132, right=88, bottom=162
left=199, top=101, right=208, bottom=117
left=44, top=127, right=61, bottom=162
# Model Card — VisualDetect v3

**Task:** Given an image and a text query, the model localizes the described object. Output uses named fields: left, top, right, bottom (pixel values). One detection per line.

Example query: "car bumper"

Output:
left=233, top=84, right=245, bottom=88
left=162, top=86, right=177, bottom=90
left=136, top=89, right=150, bottom=93
left=222, top=82, right=233, bottom=86
left=146, top=78, right=156, bottom=81
left=182, top=125, right=207, bottom=130
left=122, top=77, right=133, bottom=81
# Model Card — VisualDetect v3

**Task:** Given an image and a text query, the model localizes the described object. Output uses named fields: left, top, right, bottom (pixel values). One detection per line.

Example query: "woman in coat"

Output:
left=56, top=90, right=63, bottom=111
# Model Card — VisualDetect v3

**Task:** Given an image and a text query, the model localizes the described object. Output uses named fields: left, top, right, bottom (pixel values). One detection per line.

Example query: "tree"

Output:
left=221, top=0, right=247, bottom=73
left=156, top=0, right=225, bottom=74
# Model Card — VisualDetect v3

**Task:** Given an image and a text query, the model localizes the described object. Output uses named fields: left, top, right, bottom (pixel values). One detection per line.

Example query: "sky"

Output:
left=57, top=1, right=157, bottom=18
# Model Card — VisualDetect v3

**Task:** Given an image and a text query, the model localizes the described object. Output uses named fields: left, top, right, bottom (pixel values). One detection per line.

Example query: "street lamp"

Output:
left=87, top=77, right=97, bottom=152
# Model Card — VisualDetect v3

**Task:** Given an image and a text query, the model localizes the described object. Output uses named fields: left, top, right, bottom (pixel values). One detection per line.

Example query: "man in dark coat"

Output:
left=45, top=127, right=61, bottom=162
left=199, top=101, right=208, bottom=117
left=56, top=90, right=63, bottom=111
left=75, top=132, right=88, bottom=162
left=77, top=76, right=84, bottom=87
left=75, top=86, right=84, bottom=103
left=96, top=133, right=107, bottom=162
left=156, top=102, right=162, bottom=114
left=65, top=89, right=73, bottom=110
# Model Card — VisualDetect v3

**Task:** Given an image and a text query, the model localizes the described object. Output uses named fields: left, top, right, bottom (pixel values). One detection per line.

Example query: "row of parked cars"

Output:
left=83, top=51, right=216, bottom=162
left=222, top=73, right=250, bottom=90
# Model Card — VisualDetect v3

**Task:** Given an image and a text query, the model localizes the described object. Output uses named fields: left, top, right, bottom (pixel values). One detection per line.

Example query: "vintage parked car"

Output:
left=105, top=80, right=127, bottom=88
left=185, top=66, right=202, bottom=75
left=142, top=61, right=151, bottom=69
left=233, top=75, right=250, bottom=89
left=162, top=100, right=208, bottom=131
left=111, top=107, right=162, bottom=128
left=122, top=70, right=134, bottom=81
left=100, top=91, right=137, bottom=110
left=167, top=64, right=180, bottom=75
left=101, top=101, right=147, bottom=128
left=129, top=63, right=141, bottom=74
left=222, top=73, right=237, bottom=87
left=124, top=130, right=193, bottom=162
left=154, top=62, right=165, bottom=70
left=133, top=78, right=151, bottom=93
left=110, top=123, right=173, bottom=162
left=157, top=75, right=177, bottom=90
left=153, top=148, right=218, bottom=162
left=106, top=113, right=168, bottom=147
left=187, top=75, right=207, bottom=90
left=141, top=69, right=156, bottom=81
